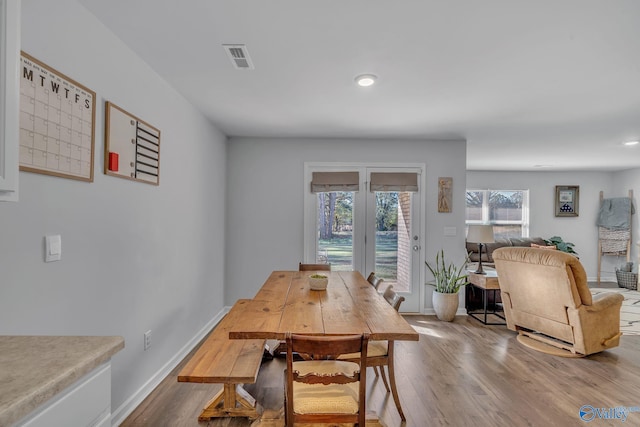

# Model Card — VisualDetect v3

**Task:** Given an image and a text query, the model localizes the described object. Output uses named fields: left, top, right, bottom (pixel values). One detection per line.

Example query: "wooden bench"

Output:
left=178, top=299, right=266, bottom=421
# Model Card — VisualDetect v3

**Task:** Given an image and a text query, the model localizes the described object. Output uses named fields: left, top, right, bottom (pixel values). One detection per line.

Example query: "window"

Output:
left=311, top=171, right=359, bottom=271
left=465, top=189, right=529, bottom=239
left=316, top=191, right=355, bottom=271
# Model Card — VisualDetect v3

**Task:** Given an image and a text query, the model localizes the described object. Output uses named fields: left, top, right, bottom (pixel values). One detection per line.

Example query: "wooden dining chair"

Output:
left=367, top=272, right=384, bottom=291
left=284, top=332, right=369, bottom=427
left=382, top=284, right=405, bottom=311
left=340, top=285, right=407, bottom=421
left=298, top=262, right=331, bottom=271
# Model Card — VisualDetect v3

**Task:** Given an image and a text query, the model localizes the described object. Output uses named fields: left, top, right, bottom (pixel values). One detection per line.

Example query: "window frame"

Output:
left=465, top=189, right=530, bottom=238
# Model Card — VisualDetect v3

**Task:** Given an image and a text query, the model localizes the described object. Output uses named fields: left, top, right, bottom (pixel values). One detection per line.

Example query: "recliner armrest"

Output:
left=569, top=291, right=624, bottom=354
left=585, top=293, right=625, bottom=312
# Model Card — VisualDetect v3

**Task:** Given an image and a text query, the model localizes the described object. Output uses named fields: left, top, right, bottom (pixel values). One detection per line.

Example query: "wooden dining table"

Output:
left=229, top=270, right=419, bottom=342
left=229, top=270, right=419, bottom=421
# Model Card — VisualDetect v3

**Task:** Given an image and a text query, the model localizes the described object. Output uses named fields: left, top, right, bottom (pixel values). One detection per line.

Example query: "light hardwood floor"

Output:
left=121, top=315, right=640, bottom=427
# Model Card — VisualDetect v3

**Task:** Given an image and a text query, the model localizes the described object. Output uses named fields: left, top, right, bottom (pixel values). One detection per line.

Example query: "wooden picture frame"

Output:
left=19, top=52, right=96, bottom=182
left=104, top=102, right=160, bottom=186
left=555, top=185, right=579, bottom=217
left=438, top=177, right=453, bottom=213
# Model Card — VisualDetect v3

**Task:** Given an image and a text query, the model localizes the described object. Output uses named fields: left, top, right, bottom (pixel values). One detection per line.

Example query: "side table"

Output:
left=467, top=271, right=506, bottom=325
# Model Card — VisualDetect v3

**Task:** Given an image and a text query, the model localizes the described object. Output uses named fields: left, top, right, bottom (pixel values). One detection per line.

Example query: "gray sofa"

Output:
left=466, top=237, right=547, bottom=268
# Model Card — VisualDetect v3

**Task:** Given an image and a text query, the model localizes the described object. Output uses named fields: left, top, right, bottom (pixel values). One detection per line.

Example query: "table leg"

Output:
left=489, top=289, right=506, bottom=322
left=387, top=341, right=406, bottom=422
left=483, top=286, right=489, bottom=324
left=198, top=384, right=260, bottom=421
left=467, top=285, right=506, bottom=325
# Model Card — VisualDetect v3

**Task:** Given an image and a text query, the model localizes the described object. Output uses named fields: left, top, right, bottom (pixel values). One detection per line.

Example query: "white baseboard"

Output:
left=111, top=307, right=231, bottom=426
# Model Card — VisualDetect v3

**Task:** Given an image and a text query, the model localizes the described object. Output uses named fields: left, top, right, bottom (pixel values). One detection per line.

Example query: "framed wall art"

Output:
left=438, top=177, right=452, bottom=213
left=19, top=51, right=96, bottom=181
left=104, top=101, right=160, bottom=186
left=555, top=185, right=579, bottom=217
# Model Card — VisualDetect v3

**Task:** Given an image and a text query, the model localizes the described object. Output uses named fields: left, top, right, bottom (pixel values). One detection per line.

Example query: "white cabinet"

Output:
left=0, top=0, right=20, bottom=201
left=0, top=336, right=124, bottom=427
left=16, top=363, right=113, bottom=427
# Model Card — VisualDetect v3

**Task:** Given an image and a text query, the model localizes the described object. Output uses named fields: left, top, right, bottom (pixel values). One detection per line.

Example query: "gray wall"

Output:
left=225, top=137, right=467, bottom=312
left=466, top=170, right=640, bottom=281
left=1, top=0, right=228, bottom=418
left=9, top=0, right=640, bottom=423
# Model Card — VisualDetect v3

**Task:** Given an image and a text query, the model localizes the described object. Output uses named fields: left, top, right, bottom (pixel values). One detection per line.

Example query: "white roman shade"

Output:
left=370, top=172, right=419, bottom=192
left=310, top=172, right=360, bottom=193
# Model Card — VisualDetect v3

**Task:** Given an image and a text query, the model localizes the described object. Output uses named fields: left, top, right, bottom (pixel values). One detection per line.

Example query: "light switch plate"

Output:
left=45, top=235, right=62, bottom=262
left=444, top=226, right=457, bottom=237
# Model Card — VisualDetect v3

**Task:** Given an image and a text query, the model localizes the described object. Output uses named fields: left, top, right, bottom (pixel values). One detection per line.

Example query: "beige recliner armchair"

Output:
left=493, top=247, right=624, bottom=357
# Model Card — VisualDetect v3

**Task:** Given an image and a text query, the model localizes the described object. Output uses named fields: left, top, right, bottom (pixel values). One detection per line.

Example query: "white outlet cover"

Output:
left=144, top=330, right=152, bottom=350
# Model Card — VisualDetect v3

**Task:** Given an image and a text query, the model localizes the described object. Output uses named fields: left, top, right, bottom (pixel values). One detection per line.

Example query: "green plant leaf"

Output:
left=544, top=235, right=578, bottom=255
left=426, top=249, right=469, bottom=293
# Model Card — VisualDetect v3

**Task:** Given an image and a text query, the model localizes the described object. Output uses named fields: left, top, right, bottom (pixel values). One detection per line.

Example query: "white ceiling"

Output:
left=77, top=0, right=640, bottom=171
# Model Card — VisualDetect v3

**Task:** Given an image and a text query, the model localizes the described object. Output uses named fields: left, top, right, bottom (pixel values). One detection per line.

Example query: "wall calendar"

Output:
left=19, top=52, right=95, bottom=181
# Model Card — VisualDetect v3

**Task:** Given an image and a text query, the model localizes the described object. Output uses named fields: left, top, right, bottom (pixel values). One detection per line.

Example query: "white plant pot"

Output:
left=432, top=290, right=459, bottom=322
left=309, top=277, right=328, bottom=291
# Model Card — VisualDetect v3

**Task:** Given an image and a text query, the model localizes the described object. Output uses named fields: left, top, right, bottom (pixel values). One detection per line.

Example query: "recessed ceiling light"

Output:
left=533, top=164, right=552, bottom=168
left=623, top=140, right=639, bottom=146
left=355, top=74, right=377, bottom=87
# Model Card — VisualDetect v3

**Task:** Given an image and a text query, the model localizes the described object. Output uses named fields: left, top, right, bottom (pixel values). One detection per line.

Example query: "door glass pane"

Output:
left=317, top=192, right=353, bottom=271
left=375, top=191, right=411, bottom=292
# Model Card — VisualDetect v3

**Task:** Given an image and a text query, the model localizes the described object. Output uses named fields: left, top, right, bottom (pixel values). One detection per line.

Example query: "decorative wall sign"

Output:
left=19, top=52, right=96, bottom=181
left=104, top=102, right=160, bottom=186
left=555, top=185, right=579, bottom=217
left=438, top=177, right=453, bottom=213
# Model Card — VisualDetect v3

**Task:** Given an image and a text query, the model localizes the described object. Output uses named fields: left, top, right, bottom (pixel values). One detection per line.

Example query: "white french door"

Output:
left=304, top=164, right=424, bottom=312
left=364, top=168, right=422, bottom=312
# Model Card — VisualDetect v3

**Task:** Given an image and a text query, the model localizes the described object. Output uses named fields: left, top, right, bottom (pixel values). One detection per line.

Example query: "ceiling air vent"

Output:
left=223, top=44, right=254, bottom=70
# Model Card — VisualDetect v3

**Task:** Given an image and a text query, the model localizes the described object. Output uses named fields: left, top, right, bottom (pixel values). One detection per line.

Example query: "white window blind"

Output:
left=370, top=172, right=418, bottom=192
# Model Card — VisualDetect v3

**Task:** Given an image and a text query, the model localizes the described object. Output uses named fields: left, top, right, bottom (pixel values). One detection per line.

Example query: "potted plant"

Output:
left=544, top=236, right=578, bottom=255
left=308, top=274, right=329, bottom=291
left=426, top=249, right=469, bottom=321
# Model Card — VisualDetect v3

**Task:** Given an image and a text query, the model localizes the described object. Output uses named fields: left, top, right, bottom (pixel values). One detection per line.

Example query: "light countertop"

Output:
left=0, top=335, right=124, bottom=426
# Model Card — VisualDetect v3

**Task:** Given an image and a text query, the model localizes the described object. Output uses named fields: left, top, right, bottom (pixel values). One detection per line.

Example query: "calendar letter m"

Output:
left=23, top=67, right=33, bottom=81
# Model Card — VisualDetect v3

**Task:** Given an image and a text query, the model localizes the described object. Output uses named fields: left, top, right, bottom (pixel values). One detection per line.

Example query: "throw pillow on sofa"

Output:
left=531, top=243, right=557, bottom=250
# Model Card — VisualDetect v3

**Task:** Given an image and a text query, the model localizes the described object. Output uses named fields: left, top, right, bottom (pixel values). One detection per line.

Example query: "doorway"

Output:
left=304, top=165, right=424, bottom=312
